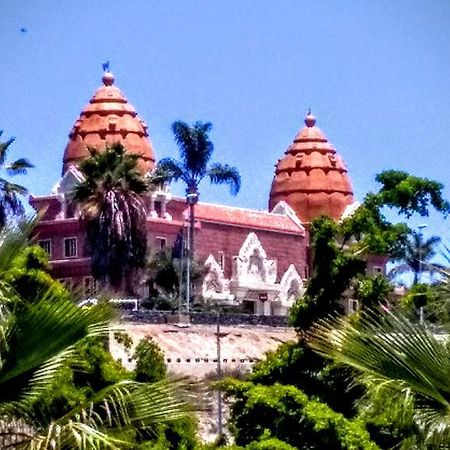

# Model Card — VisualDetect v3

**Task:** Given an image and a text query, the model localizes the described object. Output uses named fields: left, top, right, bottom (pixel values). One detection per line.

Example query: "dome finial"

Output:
left=101, top=61, right=114, bottom=86
left=304, top=109, right=316, bottom=127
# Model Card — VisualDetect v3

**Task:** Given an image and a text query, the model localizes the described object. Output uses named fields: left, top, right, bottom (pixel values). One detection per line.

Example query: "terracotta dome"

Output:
left=62, top=71, right=156, bottom=175
left=269, top=112, right=354, bottom=223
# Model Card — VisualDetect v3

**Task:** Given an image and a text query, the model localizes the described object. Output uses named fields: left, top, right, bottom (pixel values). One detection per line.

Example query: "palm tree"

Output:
left=309, top=309, right=450, bottom=448
left=0, top=131, right=33, bottom=228
left=0, top=225, right=190, bottom=449
left=73, top=144, right=148, bottom=294
left=154, top=121, right=240, bottom=309
left=389, top=229, right=443, bottom=284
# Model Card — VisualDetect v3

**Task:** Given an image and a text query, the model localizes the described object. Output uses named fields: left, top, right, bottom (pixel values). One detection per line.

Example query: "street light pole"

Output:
left=418, top=223, right=427, bottom=324
left=216, top=309, right=223, bottom=439
left=185, top=192, right=198, bottom=316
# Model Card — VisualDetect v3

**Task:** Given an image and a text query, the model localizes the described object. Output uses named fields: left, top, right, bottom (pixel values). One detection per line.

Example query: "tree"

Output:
left=0, top=224, right=193, bottom=449
left=0, top=131, right=33, bottom=228
left=309, top=309, right=450, bottom=449
left=154, top=121, right=240, bottom=296
left=73, top=144, right=149, bottom=294
left=225, top=170, right=450, bottom=449
left=389, top=230, right=443, bottom=285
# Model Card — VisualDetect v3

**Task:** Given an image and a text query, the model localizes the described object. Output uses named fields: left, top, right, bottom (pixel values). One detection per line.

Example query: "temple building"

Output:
left=30, top=71, right=381, bottom=315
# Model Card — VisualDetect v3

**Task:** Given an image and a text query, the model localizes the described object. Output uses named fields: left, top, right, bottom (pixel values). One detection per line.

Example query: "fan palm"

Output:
left=309, top=310, right=450, bottom=449
left=73, top=144, right=148, bottom=294
left=389, top=230, right=443, bottom=284
left=0, top=225, right=192, bottom=449
left=0, top=131, right=33, bottom=228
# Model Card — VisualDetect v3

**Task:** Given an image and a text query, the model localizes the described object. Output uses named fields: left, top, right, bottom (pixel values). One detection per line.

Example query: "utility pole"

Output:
left=185, top=192, right=198, bottom=316
left=185, top=219, right=190, bottom=315
left=216, top=308, right=223, bottom=439
left=418, top=224, right=427, bottom=324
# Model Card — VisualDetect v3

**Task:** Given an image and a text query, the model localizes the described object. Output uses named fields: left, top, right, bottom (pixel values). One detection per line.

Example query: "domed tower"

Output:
left=62, top=71, right=156, bottom=175
left=269, top=111, right=354, bottom=223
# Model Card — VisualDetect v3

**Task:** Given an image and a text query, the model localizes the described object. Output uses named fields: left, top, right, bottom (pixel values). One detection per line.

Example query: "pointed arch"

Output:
left=202, top=254, right=231, bottom=300
left=278, top=264, right=304, bottom=306
left=232, top=232, right=277, bottom=284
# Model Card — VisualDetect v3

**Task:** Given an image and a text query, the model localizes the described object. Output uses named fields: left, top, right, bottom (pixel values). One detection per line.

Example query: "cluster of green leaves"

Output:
left=224, top=170, right=450, bottom=449
left=0, top=223, right=199, bottom=449
left=3, top=243, right=69, bottom=300
left=0, top=130, right=33, bottom=228
left=74, top=144, right=149, bottom=293
left=309, top=309, right=450, bottom=448
left=224, top=380, right=378, bottom=449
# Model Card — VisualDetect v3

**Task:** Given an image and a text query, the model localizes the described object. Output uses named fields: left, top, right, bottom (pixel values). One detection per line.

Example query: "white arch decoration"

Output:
left=202, top=255, right=233, bottom=301
left=232, top=232, right=277, bottom=285
left=278, top=264, right=304, bottom=306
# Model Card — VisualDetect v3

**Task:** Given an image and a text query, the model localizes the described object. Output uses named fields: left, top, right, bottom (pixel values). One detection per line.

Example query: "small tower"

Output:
left=62, top=70, right=156, bottom=174
left=269, top=111, right=354, bottom=223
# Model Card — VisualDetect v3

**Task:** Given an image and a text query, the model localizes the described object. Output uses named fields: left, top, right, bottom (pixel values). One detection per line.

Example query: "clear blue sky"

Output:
left=1, top=0, right=450, bottom=243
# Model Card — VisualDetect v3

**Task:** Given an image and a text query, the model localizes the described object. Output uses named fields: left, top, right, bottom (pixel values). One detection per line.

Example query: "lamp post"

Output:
left=216, top=308, right=223, bottom=440
left=185, top=192, right=198, bottom=315
left=418, top=223, right=427, bottom=324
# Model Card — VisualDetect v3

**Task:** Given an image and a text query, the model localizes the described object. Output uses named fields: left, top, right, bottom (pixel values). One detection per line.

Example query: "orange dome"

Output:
left=62, top=71, right=156, bottom=175
left=269, top=112, right=354, bottom=223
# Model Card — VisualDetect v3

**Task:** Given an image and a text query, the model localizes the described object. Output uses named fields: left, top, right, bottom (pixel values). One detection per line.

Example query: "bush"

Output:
left=134, top=336, right=167, bottom=383
left=224, top=381, right=379, bottom=450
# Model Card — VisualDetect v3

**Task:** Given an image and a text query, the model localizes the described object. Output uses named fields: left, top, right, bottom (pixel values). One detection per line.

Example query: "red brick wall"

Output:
left=195, top=221, right=308, bottom=281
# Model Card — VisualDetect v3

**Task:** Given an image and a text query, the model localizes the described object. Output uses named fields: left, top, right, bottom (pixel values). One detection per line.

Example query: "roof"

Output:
left=191, top=202, right=305, bottom=235
left=269, top=111, right=354, bottom=223
left=62, top=71, right=155, bottom=175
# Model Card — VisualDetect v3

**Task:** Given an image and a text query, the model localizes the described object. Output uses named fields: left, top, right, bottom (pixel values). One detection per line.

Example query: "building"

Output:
left=31, top=71, right=374, bottom=315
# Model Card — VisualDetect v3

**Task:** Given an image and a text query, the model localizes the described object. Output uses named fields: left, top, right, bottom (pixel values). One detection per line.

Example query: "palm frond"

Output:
left=0, top=133, right=15, bottom=167
left=0, top=294, right=113, bottom=404
left=19, top=379, right=198, bottom=450
left=6, top=158, right=34, bottom=177
left=207, top=163, right=241, bottom=195
left=309, top=310, right=450, bottom=447
left=152, top=159, right=184, bottom=185
left=172, top=120, right=213, bottom=176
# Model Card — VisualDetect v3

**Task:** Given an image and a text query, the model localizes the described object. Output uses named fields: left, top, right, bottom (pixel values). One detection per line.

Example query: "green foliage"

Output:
left=4, top=244, right=69, bottom=301
left=0, top=224, right=195, bottom=449
left=224, top=380, right=378, bottom=449
left=134, top=336, right=167, bottom=383
left=290, top=217, right=366, bottom=331
left=374, top=170, right=450, bottom=217
left=310, top=308, right=450, bottom=448
left=226, top=170, right=450, bottom=449
left=155, top=121, right=241, bottom=197
left=353, top=274, right=393, bottom=310
left=244, top=433, right=296, bottom=449
left=339, top=198, right=409, bottom=257
left=249, top=341, right=362, bottom=417
left=0, top=130, right=33, bottom=228
left=74, top=143, right=149, bottom=292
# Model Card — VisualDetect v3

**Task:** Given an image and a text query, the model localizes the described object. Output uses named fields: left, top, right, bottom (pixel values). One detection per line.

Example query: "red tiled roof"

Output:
left=192, top=202, right=305, bottom=235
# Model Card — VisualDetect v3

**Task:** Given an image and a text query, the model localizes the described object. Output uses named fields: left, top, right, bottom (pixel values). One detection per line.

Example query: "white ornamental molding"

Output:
left=202, top=254, right=231, bottom=299
left=232, top=232, right=277, bottom=285
left=278, top=264, right=304, bottom=306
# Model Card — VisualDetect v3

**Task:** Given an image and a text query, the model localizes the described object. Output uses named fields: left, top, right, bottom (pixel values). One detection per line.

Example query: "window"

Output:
left=84, top=277, right=98, bottom=298
left=64, top=237, right=77, bottom=258
left=59, top=278, right=74, bottom=292
left=38, top=239, right=52, bottom=258
left=373, top=266, right=384, bottom=275
left=348, top=299, right=359, bottom=314
left=156, top=236, right=167, bottom=250
left=218, top=251, right=225, bottom=271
